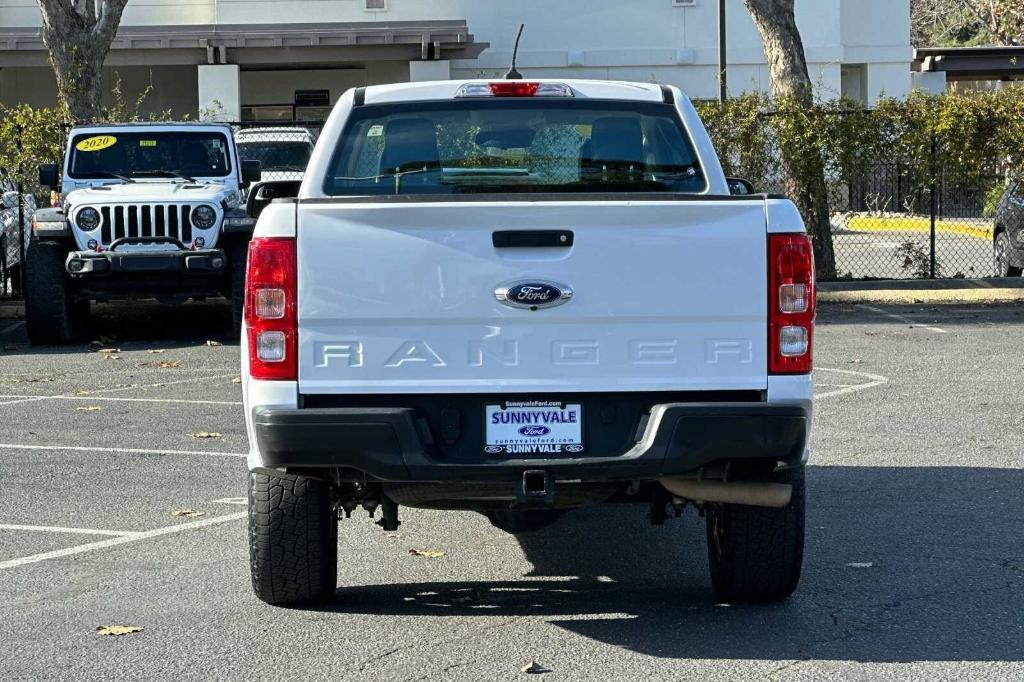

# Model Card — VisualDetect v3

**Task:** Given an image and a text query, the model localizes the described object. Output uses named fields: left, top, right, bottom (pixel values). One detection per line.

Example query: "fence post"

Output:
left=929, top=134, right=937, bottom=279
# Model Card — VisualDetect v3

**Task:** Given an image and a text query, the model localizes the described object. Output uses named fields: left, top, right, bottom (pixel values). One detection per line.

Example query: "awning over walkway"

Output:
left=914, top=46, right=1024, bottom=81
left=0, top=20, right=488, bottom=67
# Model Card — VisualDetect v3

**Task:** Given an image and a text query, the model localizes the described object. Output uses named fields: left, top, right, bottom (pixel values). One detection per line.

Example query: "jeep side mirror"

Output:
left=39, top=164, right=59, bottom=189
left=241, top=160, right=262, bottom=187
left=246, top=180, right=302, bottom=221
left=726, top=177, right=755, bottom=196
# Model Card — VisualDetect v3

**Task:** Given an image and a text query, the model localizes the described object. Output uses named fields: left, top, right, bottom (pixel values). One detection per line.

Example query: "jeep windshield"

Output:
left=323, top=99, right=706, bottom=196
left=67, top=131, right=232, bottom=180
left=237, top=141, right=313, bottom=173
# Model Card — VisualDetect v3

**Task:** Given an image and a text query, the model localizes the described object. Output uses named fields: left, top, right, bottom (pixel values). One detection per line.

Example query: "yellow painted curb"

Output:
left=844, top=215, right=993, bottom=241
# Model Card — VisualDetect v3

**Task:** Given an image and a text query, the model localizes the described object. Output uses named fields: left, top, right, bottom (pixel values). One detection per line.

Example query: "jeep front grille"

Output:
left=97, top=204, right=195, bottom=247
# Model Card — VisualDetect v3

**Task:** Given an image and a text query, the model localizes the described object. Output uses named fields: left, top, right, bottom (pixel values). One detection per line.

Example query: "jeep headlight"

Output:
left=191, top=205, right=217, bottom=229
left=77, top=207, right=100, bottom=231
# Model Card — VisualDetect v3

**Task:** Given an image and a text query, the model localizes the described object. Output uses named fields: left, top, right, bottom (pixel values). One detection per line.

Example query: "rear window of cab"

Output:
left=323, top=99, right=706, bottom=196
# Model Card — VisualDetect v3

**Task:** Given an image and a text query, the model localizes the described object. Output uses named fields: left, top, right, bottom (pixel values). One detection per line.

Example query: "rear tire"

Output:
left=705, top=467, right=805, bottom=602
left=228, top=240, right=249, bottom=337
left=248, top=471, right=338, bottom=606
left=24, top=239, right=87, bottom=345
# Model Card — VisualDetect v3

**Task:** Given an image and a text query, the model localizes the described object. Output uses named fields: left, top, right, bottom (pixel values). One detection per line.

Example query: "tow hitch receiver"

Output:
left=516, top=469, right=554, bottom=506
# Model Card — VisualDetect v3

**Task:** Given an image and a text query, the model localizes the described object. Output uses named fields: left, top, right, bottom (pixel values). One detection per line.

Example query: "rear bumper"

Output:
left=252, top=402, right=808, bottom=482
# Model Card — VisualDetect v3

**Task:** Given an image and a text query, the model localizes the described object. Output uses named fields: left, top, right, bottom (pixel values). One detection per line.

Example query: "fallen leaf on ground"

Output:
left=75, top=406, right=102, bottom=412
left=191, top=432, right=222, bottom=439
left=206, top=340, right=222, bottom=347
left=385, top=533, right=403, bottom=540
left=521, top=661, right=551, bottom=674
left=158, top=360, right=180, bottom=369
left=231, top=377, right=241, bottom=384
left=408, top=548, right=445, bottom=559
left=103, top=355, right=121, bottom=361
left=95, top=625, right=142, bottom=636
left=146, top=349, right=166, bottom=354
left=171, top=509, right=205, bottom=518
left=25, top=377, right=54, bottom=383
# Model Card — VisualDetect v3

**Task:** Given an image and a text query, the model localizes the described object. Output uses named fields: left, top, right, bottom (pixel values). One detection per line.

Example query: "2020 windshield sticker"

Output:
left=75, top=136, right=118, bottom=152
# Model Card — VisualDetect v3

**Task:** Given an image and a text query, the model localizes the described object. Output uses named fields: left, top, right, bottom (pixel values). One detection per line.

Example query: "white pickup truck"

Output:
left=242, top=79, right=815, bottom=606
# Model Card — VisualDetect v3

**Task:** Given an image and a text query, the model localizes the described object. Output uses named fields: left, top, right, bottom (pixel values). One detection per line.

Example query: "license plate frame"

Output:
left=483, top=401, right=584, bottom=456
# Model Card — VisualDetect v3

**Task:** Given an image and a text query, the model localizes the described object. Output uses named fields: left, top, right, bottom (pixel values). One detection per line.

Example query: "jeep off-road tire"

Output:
left=228, top=240, right=249, bottom=337
left=24, top=239, right=87, bottom=345
left=248, top=472, right=338, bottom=606
left=704, top=467, right=805, bottom=603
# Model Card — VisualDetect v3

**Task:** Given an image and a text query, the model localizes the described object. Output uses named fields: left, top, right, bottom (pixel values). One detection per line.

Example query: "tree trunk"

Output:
left=37, top=0, right=129, bottom=121
left=743, top=0, right=837, bottom=280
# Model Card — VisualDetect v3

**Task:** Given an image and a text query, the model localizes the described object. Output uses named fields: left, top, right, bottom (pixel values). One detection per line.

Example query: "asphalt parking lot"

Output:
left=1, top=300, right=1022, bottom=680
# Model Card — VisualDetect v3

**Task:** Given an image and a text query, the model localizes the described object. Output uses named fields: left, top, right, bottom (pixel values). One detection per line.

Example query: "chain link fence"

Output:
left=0, top=112, right=1012, bottom=297
left=711, top=108, right=1009, bottom=282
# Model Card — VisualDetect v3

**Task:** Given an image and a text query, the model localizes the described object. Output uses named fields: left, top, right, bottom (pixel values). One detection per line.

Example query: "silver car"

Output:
left=1, top=171, right=36, bottom=288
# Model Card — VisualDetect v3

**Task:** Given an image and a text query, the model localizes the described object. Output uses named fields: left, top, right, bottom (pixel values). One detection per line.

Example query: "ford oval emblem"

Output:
left=495, top=280, right=573, bottom=310
left=518, top=425, right=551, bottom=437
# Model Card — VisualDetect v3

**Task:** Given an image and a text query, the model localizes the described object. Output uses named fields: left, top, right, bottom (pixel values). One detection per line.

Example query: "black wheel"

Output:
left=483, top=509, right=565, bottom=534
left=248, top=471, right=338, bottom=606
left=705, top=467, right=805, bottom=603
left=994, top=231, right=1022, bottom=277
left=23, top=239, right=87, bottom=345
left=228, top=240, right=249, bottom=337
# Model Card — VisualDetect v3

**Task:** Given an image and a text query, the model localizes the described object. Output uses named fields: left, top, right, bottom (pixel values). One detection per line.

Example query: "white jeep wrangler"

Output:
left=242, top=79, right=815, bottom=606
left=26, top=122, right=262, bottom=344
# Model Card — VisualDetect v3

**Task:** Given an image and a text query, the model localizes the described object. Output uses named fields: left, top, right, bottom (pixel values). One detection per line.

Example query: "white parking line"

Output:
left=0, top=443, right=246, bottom=458
left=858, top=304, right=948, bottom=334
left=815, top=367, right=889, bottom=400
left=0, top=524, right=136, bottom=537
left=209, top=493, right=245, bottom=503
left=0, top=512, right=246, bottom=571
left=0, top=372, right=237, bottom=407
left=0, top=394, right=241, bottom=406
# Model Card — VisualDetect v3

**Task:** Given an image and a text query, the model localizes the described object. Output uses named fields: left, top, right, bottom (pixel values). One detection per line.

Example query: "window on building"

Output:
left=365, top=0, right=387, bottom=10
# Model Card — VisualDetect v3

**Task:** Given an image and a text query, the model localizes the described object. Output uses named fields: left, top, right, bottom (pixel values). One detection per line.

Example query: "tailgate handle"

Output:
left=493, top=230, right=574, bottom=248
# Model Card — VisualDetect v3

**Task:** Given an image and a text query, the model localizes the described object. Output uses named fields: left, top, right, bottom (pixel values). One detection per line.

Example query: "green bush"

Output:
left=695, top=87, right=1024, bottom=194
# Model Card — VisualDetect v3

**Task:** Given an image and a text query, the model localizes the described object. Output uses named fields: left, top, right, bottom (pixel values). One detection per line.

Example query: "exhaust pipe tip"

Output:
left=660, top=477, right=793, bottom=508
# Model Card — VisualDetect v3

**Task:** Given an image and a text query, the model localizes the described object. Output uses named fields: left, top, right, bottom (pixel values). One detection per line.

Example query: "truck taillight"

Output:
left=245, top=237, right=296, bottom=380
left=769, top=233, right=815, bottom=375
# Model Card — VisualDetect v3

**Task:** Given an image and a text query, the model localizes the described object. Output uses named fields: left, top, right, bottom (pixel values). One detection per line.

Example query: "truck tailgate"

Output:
left=296, top=200, right=767, bottom=394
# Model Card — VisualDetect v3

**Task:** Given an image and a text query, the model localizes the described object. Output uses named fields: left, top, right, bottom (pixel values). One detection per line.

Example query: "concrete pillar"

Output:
left=408, top=60, right=451, bottom=83
left=197, top=64, right=241, bottom=121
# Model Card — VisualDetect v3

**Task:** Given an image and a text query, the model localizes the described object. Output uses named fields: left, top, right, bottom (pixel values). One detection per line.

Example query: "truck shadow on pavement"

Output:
left=328, top=465, right=1024, bottom=663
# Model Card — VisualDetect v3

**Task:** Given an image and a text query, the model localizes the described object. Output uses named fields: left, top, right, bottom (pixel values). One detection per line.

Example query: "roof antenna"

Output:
left=505, top=24, right=525, bottom=80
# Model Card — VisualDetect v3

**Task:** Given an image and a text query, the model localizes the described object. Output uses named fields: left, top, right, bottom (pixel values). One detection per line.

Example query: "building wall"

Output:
left=0, top=0, right=913, bottom=106
left=0, top=64, right=198, bottom=115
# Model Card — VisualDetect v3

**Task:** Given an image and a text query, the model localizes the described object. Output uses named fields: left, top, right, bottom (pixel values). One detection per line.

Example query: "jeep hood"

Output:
left=67, top=182, right=230, bottom=205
